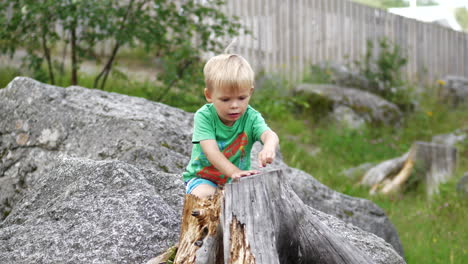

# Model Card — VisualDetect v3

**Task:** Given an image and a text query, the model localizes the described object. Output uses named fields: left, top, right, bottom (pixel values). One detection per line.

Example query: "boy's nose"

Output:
left=231, top=101, right=239, bottom=108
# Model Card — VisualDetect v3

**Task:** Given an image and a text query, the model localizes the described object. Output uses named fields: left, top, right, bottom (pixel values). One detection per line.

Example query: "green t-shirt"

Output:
left=182, top=104, right=270, bottom=186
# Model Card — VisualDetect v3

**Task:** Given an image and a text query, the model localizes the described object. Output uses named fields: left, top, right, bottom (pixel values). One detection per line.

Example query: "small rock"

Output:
left=456, top=173, right=468, bottom=197
left=294, top=83, right=403, bottom=126
left=439, top=76, right=468, bottom=106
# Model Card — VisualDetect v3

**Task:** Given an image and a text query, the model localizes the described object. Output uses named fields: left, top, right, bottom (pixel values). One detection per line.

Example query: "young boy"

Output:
left=183, top=54, right=279, bottom=198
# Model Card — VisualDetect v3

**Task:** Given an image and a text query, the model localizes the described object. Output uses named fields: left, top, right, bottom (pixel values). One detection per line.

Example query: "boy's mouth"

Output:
left=228, top=113, right=240, bottom=118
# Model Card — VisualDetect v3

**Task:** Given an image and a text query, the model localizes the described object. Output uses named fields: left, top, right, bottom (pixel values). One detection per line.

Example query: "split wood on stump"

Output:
left=156, top=170, right=374, bottom=264
left=361, top=141, right=457, bottom=196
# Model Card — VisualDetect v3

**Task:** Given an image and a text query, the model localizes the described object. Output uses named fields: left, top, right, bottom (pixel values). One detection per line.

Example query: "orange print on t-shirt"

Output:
left=196, top=132, right=248, bottom=185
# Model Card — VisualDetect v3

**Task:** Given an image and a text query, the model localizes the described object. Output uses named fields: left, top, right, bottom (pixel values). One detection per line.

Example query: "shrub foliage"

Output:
left=0, top=0, right=244, bottom=91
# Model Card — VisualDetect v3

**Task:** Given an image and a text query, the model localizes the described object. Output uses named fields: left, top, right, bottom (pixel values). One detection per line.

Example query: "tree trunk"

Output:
left=156, top=59, right=195, bottom=102
left=41, top=31, right=55, bottom=84
left=94, top=42, right=120, bottom=89
left=361, top=141, right=457, bottom=196
left=93, top=0, right=143, bottom=89
left=157, top=170, right=375, bottom=264
left=60, top=30, right=68, bottom=74
left=70, top=26, right=78, bottom=85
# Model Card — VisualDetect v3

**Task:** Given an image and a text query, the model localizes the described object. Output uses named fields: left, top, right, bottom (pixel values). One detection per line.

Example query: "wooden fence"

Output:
left=219, top=0, right=468, bottom=84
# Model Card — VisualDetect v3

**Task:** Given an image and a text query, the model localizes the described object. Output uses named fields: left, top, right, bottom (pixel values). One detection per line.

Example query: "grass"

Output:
left=0, top=66, right=22, bottom=88
left=1, top=66, right=467, bottom=263
left=263, top=85, right=468, bottom=263
left=246, top=76, right=467, bottom=263
left=373, top=179, right=468, bottom=263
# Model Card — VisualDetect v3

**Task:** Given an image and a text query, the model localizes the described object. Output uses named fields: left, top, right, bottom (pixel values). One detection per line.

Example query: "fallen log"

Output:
left=360, top=152, right=409, bottom=188
left=361, top=141, right=457, bottom=195
left=149, top=170, right=404, bottom=264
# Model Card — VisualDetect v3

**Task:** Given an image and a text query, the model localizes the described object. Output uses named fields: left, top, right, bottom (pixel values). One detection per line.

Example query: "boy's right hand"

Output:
left=231, top=170, right=260, bottom=180
left=200, top=139, right=260, bottom=181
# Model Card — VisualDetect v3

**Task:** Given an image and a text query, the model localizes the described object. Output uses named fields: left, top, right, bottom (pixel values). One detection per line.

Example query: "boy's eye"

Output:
left=239, top=96, right=247, bottom=100
left=221, top=98, right=229, bottom=102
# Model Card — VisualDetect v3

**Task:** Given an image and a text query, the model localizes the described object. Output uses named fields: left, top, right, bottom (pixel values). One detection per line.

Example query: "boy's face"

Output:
left=205, top=85, right=253, bottom=126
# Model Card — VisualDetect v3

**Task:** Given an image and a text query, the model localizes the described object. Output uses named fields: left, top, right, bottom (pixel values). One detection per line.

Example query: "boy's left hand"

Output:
left=258, top=147, right=276, bottom=168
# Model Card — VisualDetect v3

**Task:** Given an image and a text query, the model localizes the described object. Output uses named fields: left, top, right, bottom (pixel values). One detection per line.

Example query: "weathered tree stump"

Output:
left=175, top=190, right=223, bottom=263
left=361, top=141, right=457, bottom=195
left=158, top=170, right=377, bottom=264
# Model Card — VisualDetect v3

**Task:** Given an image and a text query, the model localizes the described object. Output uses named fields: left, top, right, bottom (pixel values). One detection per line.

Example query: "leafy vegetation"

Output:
left=0, top=0, right=245, bottom=91
left=258, top=75, right=467, bottom=264
left=303, top=37, right=414, bottom=112
left=351, top=0, right=438, bottom=9
left=351, top=0, right=407, bottom=9
left=355, top=37, right=414, bottom=111
left=455, top=7, right=468, bottom=32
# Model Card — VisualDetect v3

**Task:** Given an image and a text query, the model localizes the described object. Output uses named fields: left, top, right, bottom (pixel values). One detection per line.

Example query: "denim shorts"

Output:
left=185, top=178, right=218, bottom=194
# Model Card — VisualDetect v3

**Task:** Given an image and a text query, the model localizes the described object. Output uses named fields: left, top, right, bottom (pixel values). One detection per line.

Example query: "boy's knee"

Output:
left=191, top=184, right=217, bottom=198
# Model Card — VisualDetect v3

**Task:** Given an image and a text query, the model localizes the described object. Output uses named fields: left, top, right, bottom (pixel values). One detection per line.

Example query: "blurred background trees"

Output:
left=455, top=6, right=468, bottom=31
left=351, top=0, right=438, bottom=9
left=0, top=0, right=244, bottom=90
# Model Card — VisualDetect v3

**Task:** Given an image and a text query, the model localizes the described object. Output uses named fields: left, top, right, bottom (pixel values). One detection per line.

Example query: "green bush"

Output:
left=303, top=64, right=334, bottom=84
left=251, top=73, right=305, bottom=121
left=355, top=37, right=414, bottom=111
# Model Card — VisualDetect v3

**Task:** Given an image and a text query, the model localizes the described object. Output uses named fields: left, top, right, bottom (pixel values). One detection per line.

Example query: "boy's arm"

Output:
left=200, top=139, right=258, bottom=179
left=258, top=130, right=280, bottom=167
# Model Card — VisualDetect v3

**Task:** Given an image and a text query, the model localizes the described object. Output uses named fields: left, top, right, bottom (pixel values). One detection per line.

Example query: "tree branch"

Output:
left=41, top=29, right=55, bottom=84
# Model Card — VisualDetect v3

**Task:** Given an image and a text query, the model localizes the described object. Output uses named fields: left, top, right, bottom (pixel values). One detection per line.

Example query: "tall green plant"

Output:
left=355, top=37, right=412, bottom=110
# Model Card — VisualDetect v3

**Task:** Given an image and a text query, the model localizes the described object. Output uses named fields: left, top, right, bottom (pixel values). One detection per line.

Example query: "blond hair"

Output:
left=203, top=54, right=254, bottom=92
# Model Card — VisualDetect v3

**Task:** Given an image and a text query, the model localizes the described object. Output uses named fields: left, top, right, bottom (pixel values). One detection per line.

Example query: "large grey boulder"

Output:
left=250, top=149, right=404, bottom=257
left=1, top=77, right=192, bottom=217
left=294, top=83, right=403, bottom=126
left=0, top=157, right=183, bottom=263
left=1, top=77, right=404, bottom=261
left=307, top=198, right=404, bottom=264
left=285, top=167, right=404, bottom=256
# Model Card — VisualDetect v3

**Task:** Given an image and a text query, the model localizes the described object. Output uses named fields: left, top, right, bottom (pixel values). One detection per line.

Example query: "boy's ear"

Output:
left=204, top=88, right=213, bottom=102
left=250, top=87, right=254, bottom=95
